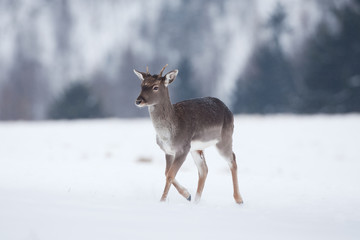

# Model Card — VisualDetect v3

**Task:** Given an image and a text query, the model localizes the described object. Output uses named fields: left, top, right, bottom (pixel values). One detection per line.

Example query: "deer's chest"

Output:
left=155, top=126, right=178, bottom=155
left=156, top=135, right=177, bottom=155
left=152, top=116, right=180, bottom=155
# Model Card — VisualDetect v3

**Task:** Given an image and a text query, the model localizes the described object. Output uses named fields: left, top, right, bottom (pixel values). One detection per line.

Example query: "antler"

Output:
left=146, top=66, right=149, bottom=75
left=158, top=64, right=168, bottom=78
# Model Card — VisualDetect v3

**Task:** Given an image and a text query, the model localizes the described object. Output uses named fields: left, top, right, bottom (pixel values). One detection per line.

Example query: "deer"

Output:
left=133, top=64, right=243, bottom=204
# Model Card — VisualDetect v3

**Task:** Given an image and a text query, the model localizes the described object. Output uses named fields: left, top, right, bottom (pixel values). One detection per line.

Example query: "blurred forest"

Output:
left=0, top=0, right=359, bottom=120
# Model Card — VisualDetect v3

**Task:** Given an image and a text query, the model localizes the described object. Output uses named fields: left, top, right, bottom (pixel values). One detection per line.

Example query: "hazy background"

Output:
left=0, top=0, right=359, bottom=120
left=1, top=2, right=360, bottom=239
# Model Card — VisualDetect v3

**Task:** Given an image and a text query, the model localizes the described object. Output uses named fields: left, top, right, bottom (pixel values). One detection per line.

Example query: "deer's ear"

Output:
left=133, top=69, right=145, bottom=81
left=164, top=69, right=178, bottom=87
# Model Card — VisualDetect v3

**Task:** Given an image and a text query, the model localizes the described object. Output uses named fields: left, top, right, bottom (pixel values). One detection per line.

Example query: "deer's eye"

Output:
left=153, top=86, right=159, bottom=91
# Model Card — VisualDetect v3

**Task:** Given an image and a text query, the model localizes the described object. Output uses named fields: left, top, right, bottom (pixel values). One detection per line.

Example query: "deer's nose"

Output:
left=135, top=99, right=142, bottom=105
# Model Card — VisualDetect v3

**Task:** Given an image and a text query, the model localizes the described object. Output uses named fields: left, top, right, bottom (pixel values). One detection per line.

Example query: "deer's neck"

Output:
left=148, top=93, right=177, bottom=140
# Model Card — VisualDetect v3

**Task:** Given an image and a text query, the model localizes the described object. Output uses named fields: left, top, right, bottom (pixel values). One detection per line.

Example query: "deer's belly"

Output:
left=190, top=140, right=218, bottom=151
left=157, top=137, right=219, bottom=155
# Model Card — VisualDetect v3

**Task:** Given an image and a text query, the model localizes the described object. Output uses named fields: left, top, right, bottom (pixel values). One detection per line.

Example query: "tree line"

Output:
left=0, top=0, right=359, bottom=120
left=232, top=0, right=360, bottom=114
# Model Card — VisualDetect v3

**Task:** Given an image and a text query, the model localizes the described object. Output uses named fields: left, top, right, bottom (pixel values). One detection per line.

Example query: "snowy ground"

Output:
left=0, top=115, right=359, bottom=240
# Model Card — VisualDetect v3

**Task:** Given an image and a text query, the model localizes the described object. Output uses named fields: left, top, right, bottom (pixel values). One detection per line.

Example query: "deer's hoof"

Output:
left=187, top=195, right=191, bottom=202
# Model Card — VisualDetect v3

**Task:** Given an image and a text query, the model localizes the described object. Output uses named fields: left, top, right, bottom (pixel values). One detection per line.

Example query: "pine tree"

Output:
left=48, top=82, right=105, bottom=119
left=171, top=58, right=200, bottom=103
left=298, top=0, right=360, bottom=113
left=232, top=3, right=296, bottom=113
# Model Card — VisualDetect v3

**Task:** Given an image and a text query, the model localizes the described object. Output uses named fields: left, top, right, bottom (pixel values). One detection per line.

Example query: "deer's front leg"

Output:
left=165, top=154, right=173, bottom=176
left=160, top=150, right=190, bottom=202
left=164, top=154, right=191, bottom=201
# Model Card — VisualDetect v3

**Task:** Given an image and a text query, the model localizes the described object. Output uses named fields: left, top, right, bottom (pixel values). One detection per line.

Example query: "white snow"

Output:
left=0, top=115, right=359, bottom=240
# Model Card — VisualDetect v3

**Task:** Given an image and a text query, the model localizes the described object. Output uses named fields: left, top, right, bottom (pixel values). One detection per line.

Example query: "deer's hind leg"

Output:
left=216, top=141, right=243, bottom=204
left=190, top=150, right=208, bottom=203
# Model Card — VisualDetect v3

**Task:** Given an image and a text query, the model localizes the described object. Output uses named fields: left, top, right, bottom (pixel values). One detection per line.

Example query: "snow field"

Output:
left=0, top=115, right=359, bottom=239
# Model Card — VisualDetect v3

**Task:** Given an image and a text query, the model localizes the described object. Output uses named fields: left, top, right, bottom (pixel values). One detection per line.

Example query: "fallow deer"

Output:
left=133, top=64, right=243, bottom=204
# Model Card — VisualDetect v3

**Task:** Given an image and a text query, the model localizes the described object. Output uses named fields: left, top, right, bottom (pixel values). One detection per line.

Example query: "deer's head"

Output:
left=133, top=64, right=178, bottom=107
